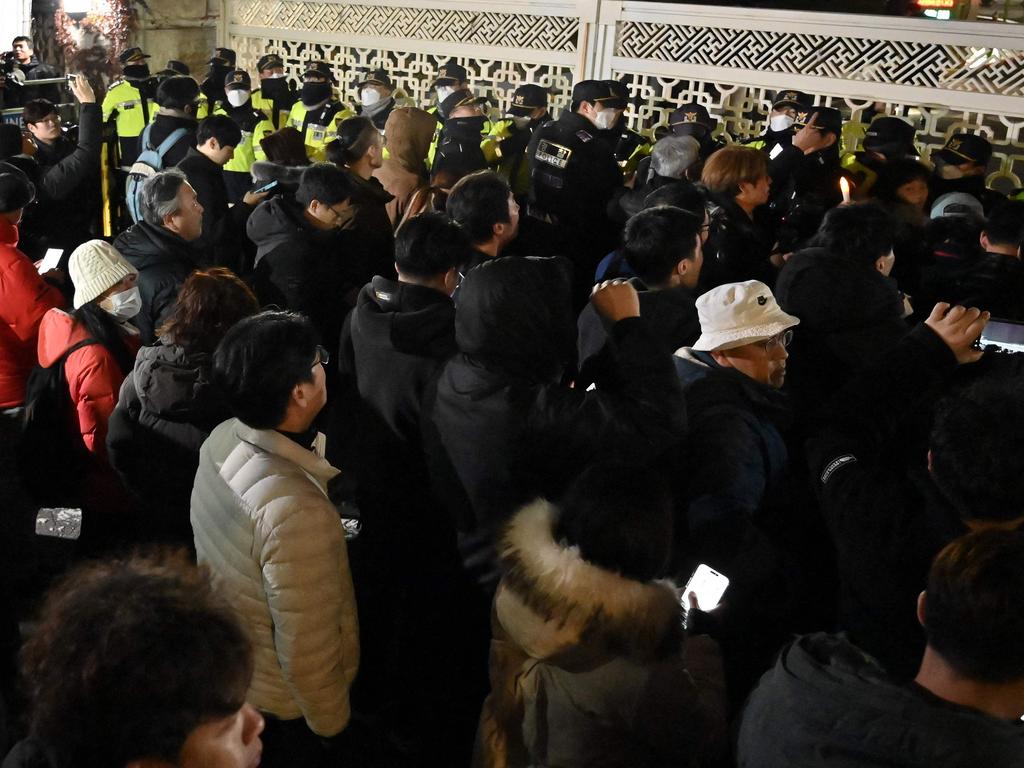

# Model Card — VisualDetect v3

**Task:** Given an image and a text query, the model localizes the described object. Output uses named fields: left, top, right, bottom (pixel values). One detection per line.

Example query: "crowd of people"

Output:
left=1, top=38, right=1024, bottom=768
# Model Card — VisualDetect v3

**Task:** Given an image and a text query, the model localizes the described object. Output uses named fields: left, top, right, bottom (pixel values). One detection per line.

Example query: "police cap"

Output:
left=794, top=106, right=843, bottom=136
left=302, top=61, right=337, bottom=84
left=439, top=88, right=488, bottom=120
left=508, top=84, right=548, bottom=116
left=936, top=132, right=992, bottom=167
left=118, top=47, right=150, bottom=66
left=771, top=90, right=812, bottom=111
left=669, top=102, right=717, bottom=133
left=256, top=53, right=285, bottom=72
left=571, top=80, right=627, bottom=110
left=209, top=47, right=237, bottom=67
left=434, top=60, right=468, bottom=87
left=358, top=68, right=393, bottom=90
left=863, top=117, right=917, bottom=159
left=224, top=69, right=252, bottom=91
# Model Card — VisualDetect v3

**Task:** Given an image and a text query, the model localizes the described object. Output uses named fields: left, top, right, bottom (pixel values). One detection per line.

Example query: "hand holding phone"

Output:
left=251, top=179, right=280, bottom=195
left=682, top=564, right=729, bottom=613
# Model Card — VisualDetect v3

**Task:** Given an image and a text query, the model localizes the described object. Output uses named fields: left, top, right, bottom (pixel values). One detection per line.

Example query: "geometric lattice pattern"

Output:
left=614, top=69, right=1024, bottom=194
left=231, top=35, right=575, bottom=117
left=234, top=0, right=579, bottom=52
left=617, top=22, right=1024, bottom=97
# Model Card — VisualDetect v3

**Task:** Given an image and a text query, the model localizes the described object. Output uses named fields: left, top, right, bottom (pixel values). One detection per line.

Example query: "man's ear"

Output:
left=709, top=349, right=732, bottom=368
left=291, top=379, right=312, bottom=410
left=823, top=132, right=837, bottom=150
left=980, top=231, right=991, bottom=252
left=916, top=591, right=927, bottom=628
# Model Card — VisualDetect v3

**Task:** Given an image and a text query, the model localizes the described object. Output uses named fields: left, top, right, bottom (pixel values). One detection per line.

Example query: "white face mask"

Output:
left=592, top=108, right=617, bottom=131
left=510, top=115, right=531, bottom=129
left=937, top=162, right=965, bottom=180
left=263, top=72, right=285, bottom=79
left=99, top=286, right=142, bottom=321
left=226, top=89, right=250, bottom=108
left=360, top=87, right=382, bottom=107
left=436, top=86, right=455, bottom=103
left=769, top=114, right=795, bottom=132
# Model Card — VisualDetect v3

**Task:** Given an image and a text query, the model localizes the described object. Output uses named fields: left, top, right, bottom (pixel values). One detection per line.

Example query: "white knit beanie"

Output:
left=69, top=240, right=138, bottom=309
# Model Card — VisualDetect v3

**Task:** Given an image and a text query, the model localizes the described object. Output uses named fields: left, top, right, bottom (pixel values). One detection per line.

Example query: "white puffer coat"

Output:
left=191, top=418, right=359, bottom=736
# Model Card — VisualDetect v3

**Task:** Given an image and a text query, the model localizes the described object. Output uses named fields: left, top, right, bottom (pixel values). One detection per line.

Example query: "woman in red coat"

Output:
left=36, top=240, right=142, bottom=550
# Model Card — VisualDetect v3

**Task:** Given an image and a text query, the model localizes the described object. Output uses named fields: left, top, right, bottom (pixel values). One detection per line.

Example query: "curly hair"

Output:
left=20, top=551, right=253, bottom=768
left=156, top=267, right=259, bottom=354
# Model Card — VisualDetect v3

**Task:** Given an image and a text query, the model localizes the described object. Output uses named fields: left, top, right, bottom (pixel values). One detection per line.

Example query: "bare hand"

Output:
left=924, top=302, right=989, bottom=365
left=70, top=73, right=95, bottom=104
left=792, top=112, right=833, bottom=155
left=242, top=189, right=270, bottom=207
left=41, top=266, right=67, bottom=285
left=591, top=279, right=640, bottom=323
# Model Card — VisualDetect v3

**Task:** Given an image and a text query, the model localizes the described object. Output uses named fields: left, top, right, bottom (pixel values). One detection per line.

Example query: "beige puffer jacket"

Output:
left=191, top=418, right=359, bottom=736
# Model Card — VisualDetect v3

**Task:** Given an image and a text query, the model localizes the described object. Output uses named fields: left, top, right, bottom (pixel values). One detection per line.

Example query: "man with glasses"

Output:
left=192, top=310, right=358, bottom=767
left=673, top=279, right=804, bottom=697
left=249, top=162, right=359, bottom=358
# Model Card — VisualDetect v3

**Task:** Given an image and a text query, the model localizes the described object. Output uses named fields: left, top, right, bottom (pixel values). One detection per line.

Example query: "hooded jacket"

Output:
left=247, top=196, right=356, bottom=354
left=775, top=246, right=908, bottom=418
left=374, top=107, right=436, bottom=228
left=0, top=218, right=64, bottom=408
left=737, top=633, right=1024, bottom=767
left=191, top=418, right=359, bottom=735
left=36, top=308, right=139, bottom=458
left=474, top=499, right=727, bottom=768
left=106, top=340, right=229, bottom=545
left=430, top=257, right=687, bottom=586
left=344, top=171, right=395, bottom=285
left=113, top=221, right=202, bottom=344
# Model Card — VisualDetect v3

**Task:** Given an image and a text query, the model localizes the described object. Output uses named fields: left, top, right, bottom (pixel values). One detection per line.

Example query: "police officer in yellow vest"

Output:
left=287, top=61, right=353, bottom=162
left=841, top=116, right=918, bottom=199
left=250, top=53, right=296, bottom=132
left=101, top=46, right=158, bottom=168
left=742, top=89, right=812, bottom=156
left=488, top=83, right=549, bottom=198
left=425, top=59, right=494, bottom=167
left=218, top=69, right=275, bottom=202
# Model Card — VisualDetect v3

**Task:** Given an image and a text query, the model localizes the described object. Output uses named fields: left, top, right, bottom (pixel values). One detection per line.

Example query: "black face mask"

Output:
left=448, top=115, right=487, bottom=135
left=124, top=64, right=150, bottom=80
left=301, top=82, right=331, bottom=108
left=260, top=77, right=290, bottom=100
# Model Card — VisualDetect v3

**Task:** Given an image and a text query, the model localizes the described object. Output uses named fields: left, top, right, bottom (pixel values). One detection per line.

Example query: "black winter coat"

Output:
left=700, top=195, right=776, bottom=290
left=806, top=324, right=966, bottom=679
left=344, top=172, right=396, bottom=287
left=106, top=340, right=229, bottom=547
left=737, top=633, right=1024, bottom=768
left=775, top=246, right=908, bottom=420
left=576, top=279, right=700, bottom=389
left=248, top=197, right=357, bottom=355
left=918, top=250, right=1024, bottom=321
left=430, top=256, right=687, bottom=587
left=176, top=147, right=255, bottom=272
left=113, top=221, right=202, bottom=344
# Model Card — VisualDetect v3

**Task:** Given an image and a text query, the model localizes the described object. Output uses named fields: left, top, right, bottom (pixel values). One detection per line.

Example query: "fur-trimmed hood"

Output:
left=496, top=499, right=683, bottom=663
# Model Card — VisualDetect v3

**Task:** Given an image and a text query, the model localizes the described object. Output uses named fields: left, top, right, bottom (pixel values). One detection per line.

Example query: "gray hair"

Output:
left=140, top=168, right=188, bottom=228
left=651, top=135, right=700, bottom=179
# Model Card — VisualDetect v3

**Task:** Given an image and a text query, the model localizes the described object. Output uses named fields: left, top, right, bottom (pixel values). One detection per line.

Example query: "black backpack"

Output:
left=18, top=338, right=99, bottom=506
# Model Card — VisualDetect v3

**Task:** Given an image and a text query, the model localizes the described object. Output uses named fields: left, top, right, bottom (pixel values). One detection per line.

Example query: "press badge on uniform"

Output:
left=536, top=139, right=572, bottom=170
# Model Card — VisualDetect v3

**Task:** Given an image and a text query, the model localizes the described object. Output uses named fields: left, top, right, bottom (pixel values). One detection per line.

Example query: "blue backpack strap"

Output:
left=153, top=127, right=188, bottom=160
left=138, top=122, right=155, bottom=153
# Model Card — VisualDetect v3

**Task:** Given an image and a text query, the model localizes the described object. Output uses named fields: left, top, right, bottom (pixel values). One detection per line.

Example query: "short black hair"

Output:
left=395, top=211, right=471, bottom=279
left=813, top=201, right=895, bottom=266
left=156, top=75, right=201, bottom=111
left=622, top=206, right=702, bottom=286
left=197, top=114, right=242, bottom=149
left=22, top=98, right=56, bottom=125
left=12, top=36, right=31, bottom=48
left=20, top=552, right=253, bottom=767
left=556, top=462, right=674, bottom=583
left=325, top=116, right=378, bottom=166
left=983, top=200, right=1024, bottom=249
left=295, top=162, right=355, bottom=208
left=445, top=170, right=511, bottom=244
left=213, top=310, right=319, bottom=429
left=930, top=378, right=1024, bottom=522
left=872, top=158, right=930, bottom=203
left=924, top=529, right=1024, bottom=683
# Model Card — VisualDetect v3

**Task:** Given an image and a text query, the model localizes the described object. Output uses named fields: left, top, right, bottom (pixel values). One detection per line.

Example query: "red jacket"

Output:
left=0, top=219, right=64, bottom=408
left=36, top=308, right=140, bottom=459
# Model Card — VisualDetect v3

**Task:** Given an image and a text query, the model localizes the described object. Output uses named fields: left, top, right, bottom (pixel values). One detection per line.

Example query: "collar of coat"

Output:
left=497, top=499, right=683, bottom=662
left=234, top=420, right=339, bottom=492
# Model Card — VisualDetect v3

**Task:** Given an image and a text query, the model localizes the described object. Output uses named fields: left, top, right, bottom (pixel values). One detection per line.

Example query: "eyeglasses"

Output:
left=312, top=344, right=330, bottom=369
left=33, top=115, right=61, bottom=126
left=760, top=329, right=794, bottom=353
left=327, top=203, right=350, bottom=222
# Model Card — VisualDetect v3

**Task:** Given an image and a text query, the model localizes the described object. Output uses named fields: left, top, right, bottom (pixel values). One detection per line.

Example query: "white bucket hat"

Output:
left=692, top=280, right=799, bottom=352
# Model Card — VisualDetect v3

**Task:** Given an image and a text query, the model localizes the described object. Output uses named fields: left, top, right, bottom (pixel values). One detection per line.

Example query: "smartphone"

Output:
left=36, top=248, right=62, bottom=274
left=682, top=563, right=729, bottom=612
left=65, top=73, right=76, bottom=84
left=251, top=179, right=280, bottom=195
left=978, top=318, right=1024, bottom=354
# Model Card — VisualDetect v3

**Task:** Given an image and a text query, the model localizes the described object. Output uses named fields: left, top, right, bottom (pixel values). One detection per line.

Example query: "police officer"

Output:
left=744, top=89, right=813, bottom=157
left=153, top=59, right=190, bottom=86
left=219, top=69, right=275, bottom=202
left=250, top=53, right=296, bottom=131
left=841, top=116, right=918, bottom=198
left=355, top=68, right=398, bottom=131
left=597, top=79, right=651, bottom=179
left=488, top=83, right=549, bottom=198
left=286, top=61, right=352, bottom=161
left=429, top=59, right=472, bottom=115
left=432, top=90, right=494, bottom=180
left=101, top=46, right=158, bottom=168
left=199, top=47, right=235, bottom=117
left=928, top=132, right=1004, bottom=213
left=525, top=79, right=625, bottom=303
left=667, top=103, right=726, bottom=159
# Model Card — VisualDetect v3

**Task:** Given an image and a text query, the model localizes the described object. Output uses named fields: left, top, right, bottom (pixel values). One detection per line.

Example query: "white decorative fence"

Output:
left=223, top=0, right=1024, bottom=188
